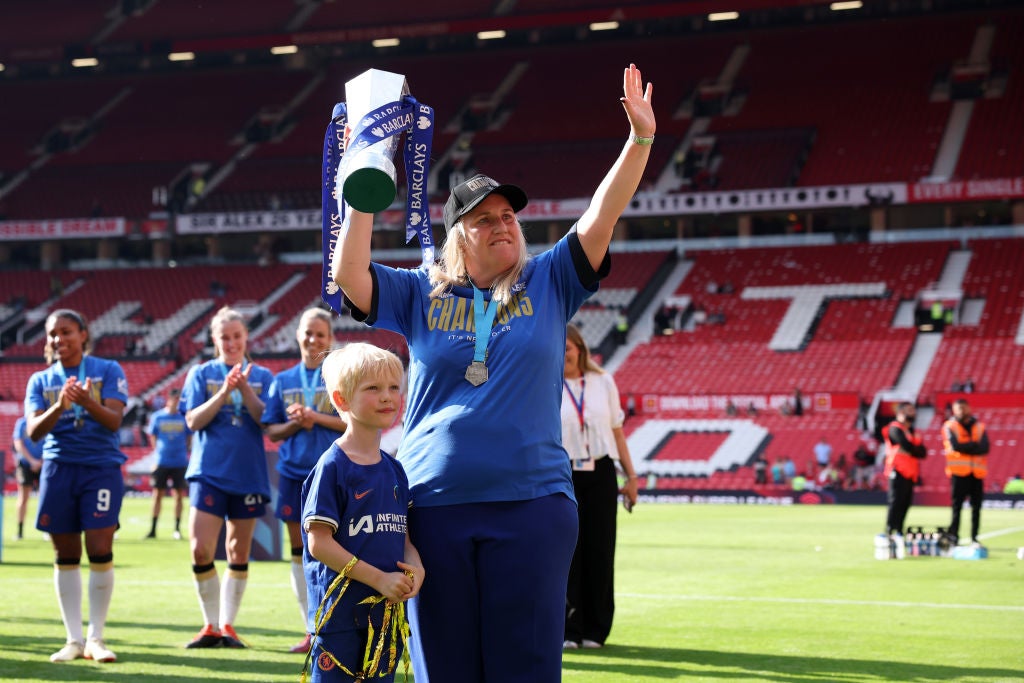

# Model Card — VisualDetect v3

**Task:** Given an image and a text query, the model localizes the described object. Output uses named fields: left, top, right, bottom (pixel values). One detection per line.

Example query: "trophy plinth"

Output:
left=339, top=69, right=409, bottom=213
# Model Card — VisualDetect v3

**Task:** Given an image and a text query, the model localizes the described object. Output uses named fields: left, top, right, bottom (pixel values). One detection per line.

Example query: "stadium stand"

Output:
left=953, top=14, right=1024, bottom=181
left=919, top=238, right=1024, bottom=401
left=3, top=2, right=1024, bottom=501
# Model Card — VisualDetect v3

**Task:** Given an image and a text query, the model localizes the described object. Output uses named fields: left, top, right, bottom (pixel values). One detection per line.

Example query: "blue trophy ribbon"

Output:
left=321, top=96, right=435, bottom=315
left=321, top=102, right=348, bottom=315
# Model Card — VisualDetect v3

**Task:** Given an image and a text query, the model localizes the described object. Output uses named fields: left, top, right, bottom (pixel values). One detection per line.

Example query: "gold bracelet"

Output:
left=632, top=134, right=654, bottom=146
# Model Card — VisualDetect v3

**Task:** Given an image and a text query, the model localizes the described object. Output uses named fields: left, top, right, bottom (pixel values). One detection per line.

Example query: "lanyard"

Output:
left=471, top=284, right=499, bottom=365
left=218, top=360, right=247, bottom=420
left=299, top=364, right=321, bottom=408
left=563, top=377, right=586, bottom=431
left=54, top=360, right=88, bottom=423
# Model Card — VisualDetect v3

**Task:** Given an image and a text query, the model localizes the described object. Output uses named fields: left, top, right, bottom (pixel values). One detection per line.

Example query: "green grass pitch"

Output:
left=2, top=495, right=1022, bottom=682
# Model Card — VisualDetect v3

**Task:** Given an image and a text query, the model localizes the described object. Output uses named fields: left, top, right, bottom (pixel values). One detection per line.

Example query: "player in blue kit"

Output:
left=12, top=414, right=45, bottom=540
left=264, top=307, right=347, bottom=653
left=332, top=65, right=655, bottom=681
left=301, top=342, right=423, bottom=682
left=144, top=387, right=191, bottom=540
left=24, top=309, right=128, bottom=664
left=180, top=306, right=275, bottom=649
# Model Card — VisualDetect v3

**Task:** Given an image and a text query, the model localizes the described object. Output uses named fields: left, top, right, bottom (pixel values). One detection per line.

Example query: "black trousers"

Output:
left=949, top=474, right=984, bottom=541
left=886, top=472, right=915, bottom=535
left=565, top=456, right=618, bottom=645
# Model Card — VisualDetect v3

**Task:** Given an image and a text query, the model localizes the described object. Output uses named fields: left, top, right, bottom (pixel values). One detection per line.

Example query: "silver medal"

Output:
left=74, top=418, right=84, bottom=430
left=231, top=415, right=242, bottom=427
left=464, top=361, right=488, bottom=386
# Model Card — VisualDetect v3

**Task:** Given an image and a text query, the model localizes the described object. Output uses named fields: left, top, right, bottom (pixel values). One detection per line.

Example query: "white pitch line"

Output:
left=618, top=593, right=1024, bottom=613
left=978, top=525, right=1024, bottom=540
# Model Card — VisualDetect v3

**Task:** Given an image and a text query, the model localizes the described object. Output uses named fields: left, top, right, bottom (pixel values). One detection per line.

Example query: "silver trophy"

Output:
left=338, top=68, right=410, bottom=213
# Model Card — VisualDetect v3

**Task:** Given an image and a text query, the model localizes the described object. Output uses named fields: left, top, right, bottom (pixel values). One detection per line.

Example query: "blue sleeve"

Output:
left=180, top=365, right=205, bottom=414
left=550, top=229, right=607, bottom=320
left=264, top=374, right=286, bottom=424
left=13, top=417, right=26, bottom=441
left=145, top=412, right=157, bottom=436
left=25, top=372, right=46, bottom=414
left=359, top=263, right=426, bottom=336
left=101, top=360, right=129, bottom=404
left=302, top=456, right=343, bottom=531
left=253, top=366, right=274, bottom=401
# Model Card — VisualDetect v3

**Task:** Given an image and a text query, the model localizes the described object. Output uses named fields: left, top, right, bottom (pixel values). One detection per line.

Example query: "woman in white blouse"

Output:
left=561, top=323, right=639, bottom=649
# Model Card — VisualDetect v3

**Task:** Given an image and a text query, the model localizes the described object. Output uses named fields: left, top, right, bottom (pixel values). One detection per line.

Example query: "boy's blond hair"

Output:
left=321, top=342, right=404, bottom=412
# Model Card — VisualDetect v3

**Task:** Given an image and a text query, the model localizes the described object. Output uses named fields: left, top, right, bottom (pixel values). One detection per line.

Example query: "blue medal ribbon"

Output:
left=53, top=360, right=88, bottom=424
left=321, top=96, right=436, bottom=315
left=218, top=360, right=247, bottom=422
left=471, top=284, right=499, bottom=365
left=299, top=364, right=322, bottom=409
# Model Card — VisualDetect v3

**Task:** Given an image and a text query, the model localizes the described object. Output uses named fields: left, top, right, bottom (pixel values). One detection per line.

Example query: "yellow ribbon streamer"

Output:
left=301, top=556, right=411, bottom=682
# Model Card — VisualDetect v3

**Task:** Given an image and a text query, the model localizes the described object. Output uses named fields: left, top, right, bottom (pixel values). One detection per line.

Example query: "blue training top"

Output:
left=302, top=443, right=410, bottom=633
left=13, top=416, right=45, bottom=464
left=146, top=407, right=191, bottom=468
left=180, top=359, right=274, bottom=498
left=264, top=362, right=344, bottom=482
left=24, top=355, right=128, bottom=467
left=354, top=230, right=606, bottom=507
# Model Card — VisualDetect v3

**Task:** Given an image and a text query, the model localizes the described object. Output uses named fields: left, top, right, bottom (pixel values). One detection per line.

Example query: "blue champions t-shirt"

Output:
left=24, top=356, right=128, bottom=467
left=180, top=359, right=274, bottom=498
left=264, top=362, right=344, bottom=482
left=13, top=416, right=45, bottom=464
left=301, top=444, right=410, bottom=633
left=146, top=408, right=191, bottom=468
left=354, top=230, right=606, bottom=508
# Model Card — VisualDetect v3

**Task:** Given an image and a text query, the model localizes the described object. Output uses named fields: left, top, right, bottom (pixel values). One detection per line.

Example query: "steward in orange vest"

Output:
left=943, top=407, right=989, bottom=478
left=884, top=419, right=926, bottom=482
left=883, top=402, right=926, bottom=536
left=942, top=399, right=990, bottom=544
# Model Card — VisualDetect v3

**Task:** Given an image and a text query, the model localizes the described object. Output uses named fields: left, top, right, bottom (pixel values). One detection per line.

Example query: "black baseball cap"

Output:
left=443, top=174, right=528, bottom=231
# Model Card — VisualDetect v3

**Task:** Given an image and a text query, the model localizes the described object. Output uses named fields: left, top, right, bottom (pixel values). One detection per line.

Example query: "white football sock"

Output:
left=220, top=569, right=247, bottom=627
left=86, top=565, right=114, bottom=641
left=54, top=565, right=84, bottom=644
left=195, top=572, right=220, bottom=630
left=290, top=558, right=308, bottom=627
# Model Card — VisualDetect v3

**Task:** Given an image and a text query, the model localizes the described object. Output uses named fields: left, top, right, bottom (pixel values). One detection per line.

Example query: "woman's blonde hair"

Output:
left=428, top=219, right=529, bottom=306
left=322, top=342, right=405, bottom=411
left=209, top=306, right=249, bottom=359
left=44, top=309, right=91, bottom=364
left=566, top=323, right=604, bottom=376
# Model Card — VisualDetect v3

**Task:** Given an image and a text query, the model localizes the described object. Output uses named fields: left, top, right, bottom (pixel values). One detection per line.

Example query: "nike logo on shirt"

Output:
left=355, top=489, right=373, bottom=500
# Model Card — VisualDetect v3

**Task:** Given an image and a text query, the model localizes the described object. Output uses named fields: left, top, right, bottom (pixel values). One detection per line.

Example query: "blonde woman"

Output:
left=180, top=306, right=274, bottom=649
left=333, top=64, right=655, bottom=682
left=560, top=323, right=638, bottom=649
left=263, top=307, right=346, bottom=653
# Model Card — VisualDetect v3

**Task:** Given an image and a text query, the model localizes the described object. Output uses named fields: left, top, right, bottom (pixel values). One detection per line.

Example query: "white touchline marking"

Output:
left=617, top=593, right=1024, bottom=612
left=978, top=525, right=1024, bottom=540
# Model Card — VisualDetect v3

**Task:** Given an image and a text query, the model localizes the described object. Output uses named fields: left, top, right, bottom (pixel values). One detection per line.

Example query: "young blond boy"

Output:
left=301, top=343, right=423, bottom=681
